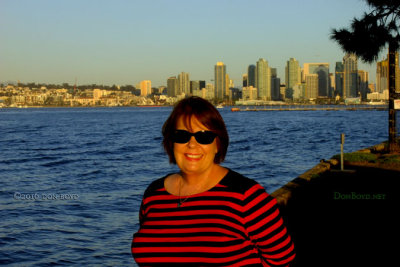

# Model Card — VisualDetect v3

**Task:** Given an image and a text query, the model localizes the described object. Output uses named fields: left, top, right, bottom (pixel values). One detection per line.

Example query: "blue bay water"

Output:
left=0, top=107, right=394, bottom=266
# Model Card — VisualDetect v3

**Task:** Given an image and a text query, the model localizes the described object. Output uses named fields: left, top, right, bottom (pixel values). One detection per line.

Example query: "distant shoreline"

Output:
left=1, top=103, right=389, bottom=111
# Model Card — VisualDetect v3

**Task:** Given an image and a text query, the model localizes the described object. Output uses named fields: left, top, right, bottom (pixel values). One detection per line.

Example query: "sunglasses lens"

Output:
left=173, top=130, right=217, bottom=144
left=173, top=130, right=191, bottom=143
left=195, top=131, right=217, bottom=144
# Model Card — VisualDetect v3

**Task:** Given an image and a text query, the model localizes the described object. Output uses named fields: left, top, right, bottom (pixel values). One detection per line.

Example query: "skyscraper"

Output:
left=343, top=53, right=358, bottom=98
left=376, top=52, right=400, bottom=93
left=167, top=76, right=178, bottom=97
left=140, top=80, right=152, bottom=96
left=271, top=68, right=280, bottom=100
left=214, top=62, right=227, bottom=101
left=305, top=74, right=318, bottom=99
left=285, top=58, right=301, bottom=93
left=335, top=62, right=344, bottom=97
left=358, top=70, right=369, bottom=100
left=199, top=80, right=206, bottom=90
left=178, top=72, right=190, bottom=95
left=377, top=58, right=389, bottom=93
left=190, top=80, right=200, bottom=94
left=242, top=74, right=248, bottom=87
left=247, top=65, right=256, bottom=87
left=256, top=58, right=271, bottom=100
left=303, top=63, right=330, bottom=97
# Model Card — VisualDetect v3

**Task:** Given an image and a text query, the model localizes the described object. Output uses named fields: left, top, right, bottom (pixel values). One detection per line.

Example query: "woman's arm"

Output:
left=243, top=183, right=296, bottom=266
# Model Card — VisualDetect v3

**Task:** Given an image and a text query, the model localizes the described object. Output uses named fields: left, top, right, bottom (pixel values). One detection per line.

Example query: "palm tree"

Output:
left=331, top=0, right=400, bottom=152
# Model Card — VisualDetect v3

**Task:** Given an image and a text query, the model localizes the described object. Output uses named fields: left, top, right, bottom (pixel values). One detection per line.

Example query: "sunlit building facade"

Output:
left=256, top=58, right=271, bottom=100
left=214, top=62, right=227, bottom=101
left=285, top=58, right=301, bottom=93
left=140, top=80, right=152, bottom=96
left=343, top=53, right=358, bottom=98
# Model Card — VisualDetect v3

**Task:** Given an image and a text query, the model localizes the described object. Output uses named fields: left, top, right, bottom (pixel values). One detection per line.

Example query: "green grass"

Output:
left=378, top=155, right=400, bottom=164
left=332, top=152, right=378, bottom=163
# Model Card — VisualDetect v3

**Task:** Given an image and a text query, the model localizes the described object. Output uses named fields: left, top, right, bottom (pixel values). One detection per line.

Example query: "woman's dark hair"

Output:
left=162, top=96, right=229, bottom=164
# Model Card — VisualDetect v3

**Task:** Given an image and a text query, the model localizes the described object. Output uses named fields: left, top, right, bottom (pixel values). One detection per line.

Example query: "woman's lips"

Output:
left=185, top=153, right=202, bottom=160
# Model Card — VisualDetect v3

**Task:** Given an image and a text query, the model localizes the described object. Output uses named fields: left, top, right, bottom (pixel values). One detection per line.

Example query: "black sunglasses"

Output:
left=173, top=130, right=217, bottom=145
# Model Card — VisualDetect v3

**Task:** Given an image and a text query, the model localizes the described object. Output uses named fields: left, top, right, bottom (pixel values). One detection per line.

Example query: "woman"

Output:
left=132, top=96, right=295, bottom=266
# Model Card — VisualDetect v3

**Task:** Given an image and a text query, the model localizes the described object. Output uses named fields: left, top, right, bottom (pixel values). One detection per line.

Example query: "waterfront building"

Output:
left=140, top=80, right=152, bottom=96
left=167, top=76, right=178, bottom=97
left=305, top=74, right=318, bottom=99
left=367, top=89, right=388, bottom=101
left=247, top=65, right=256, bottom=87
left=256, top=58, right=271, bottom=100
left=303, top=63, right=330, bottom=97
left=377, top=58, right=388, bottom=93
left=192, top=88, right=204, bottom=99
left=271, top=68, right=281, bottom=100
left=376, top=52, right=400, bottom=93
left=214, top=62, right=228, bottom=101
left=293, top=83, right=305, bottom=100
left=329, top=73, right=335, bottom=98
left=205, top=83, right=215, bottom=100
left=242, top=74, right=248, bottom=87
left=199, top=80, right=206, bottom=90
left=242, top=86, right=258, bottom=100
left=335, top=62, right=344, bottom=97
left=343, top=53, right=358, bottom=98
left=228, top=77, right=234, bottom=89
left=358, top=70, right=369, bottom=100
left=178, top=72, right=190, bottom=95
left=280, top=84, right=286, bottom=100
left=368, top=83, right=376, bottom=93
left=190, top=80, right=200, bottom=94
left=285, top=58, right=301, bottom=94
left=93, top=89, right=107, bottom=100
left=229, top=87, right=241, bottom=102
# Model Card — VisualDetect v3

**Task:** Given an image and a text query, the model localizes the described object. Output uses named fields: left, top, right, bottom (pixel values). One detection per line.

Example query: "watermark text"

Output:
left=13, top=192, right=79, bottom=201
left=333, top=191, right=386, bottom=201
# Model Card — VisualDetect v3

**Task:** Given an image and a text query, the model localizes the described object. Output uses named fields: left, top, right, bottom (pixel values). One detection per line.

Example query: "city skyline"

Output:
left=0, top=0, right=384, bottom=87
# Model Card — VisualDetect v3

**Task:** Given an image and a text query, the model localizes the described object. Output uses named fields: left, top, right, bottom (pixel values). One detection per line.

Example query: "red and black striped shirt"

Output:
left=132, top=169, right=295, bottom=266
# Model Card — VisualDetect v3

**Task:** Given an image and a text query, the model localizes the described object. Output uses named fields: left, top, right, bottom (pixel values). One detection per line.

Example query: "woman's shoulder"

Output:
left=220, top=169, right=264, bottom=195
left=142, top=174, right=171, bottom=197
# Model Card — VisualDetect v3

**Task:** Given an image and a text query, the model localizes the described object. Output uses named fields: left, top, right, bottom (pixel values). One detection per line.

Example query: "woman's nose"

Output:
left=188, top=136, right=198, bottom=147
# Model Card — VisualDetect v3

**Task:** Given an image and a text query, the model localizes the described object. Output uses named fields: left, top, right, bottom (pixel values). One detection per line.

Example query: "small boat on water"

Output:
left=216, top=104, right=224, bottom=109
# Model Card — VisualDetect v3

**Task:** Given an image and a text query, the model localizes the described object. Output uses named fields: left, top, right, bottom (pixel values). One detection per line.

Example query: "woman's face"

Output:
left=173, top=116, right=219, bottom=176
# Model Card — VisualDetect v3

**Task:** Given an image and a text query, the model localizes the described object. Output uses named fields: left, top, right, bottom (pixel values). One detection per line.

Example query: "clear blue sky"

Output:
left=0, top=0, right=382, bottom=87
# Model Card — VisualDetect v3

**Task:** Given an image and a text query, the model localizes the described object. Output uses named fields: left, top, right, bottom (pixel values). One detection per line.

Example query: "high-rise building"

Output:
left=358, top=70, right=369, bottom=100
left=285, top=58, right=301, bottom=93
left=214, top=62, right=227, bottom=101
left=305, top=74, right=318, bottom=99
left=376, top=52, right=400, bottom=93
left=329, top=73, right=335, bottom=98
left=226, top=74, right=231, bottom=97
left=377, top=58, right=389, bottom=93
left=303, top=63, right=330, bottom=97
left=343, top=53, right=358, bottom=98
left=190, top=80, right=200, bottom=94
left=140, top=80, right=152, bottom=96
left=242, top=86, right=258, bottom=100
left=247, top=65, right=256, bottom=87
left=199, top=80, right=206, bottom=90
left=271, top=68, right=280, bottom=100
left=167, top=76, right=178, bottom=97
left=205, top=83, right=215, bottom=100
left=256, top=58, right=271, bottom=100
left=178, top=72, right=190, bottom=95
left=242, top=74, right=248, bottom=87
left=335, top=62, right=344, bottom=97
